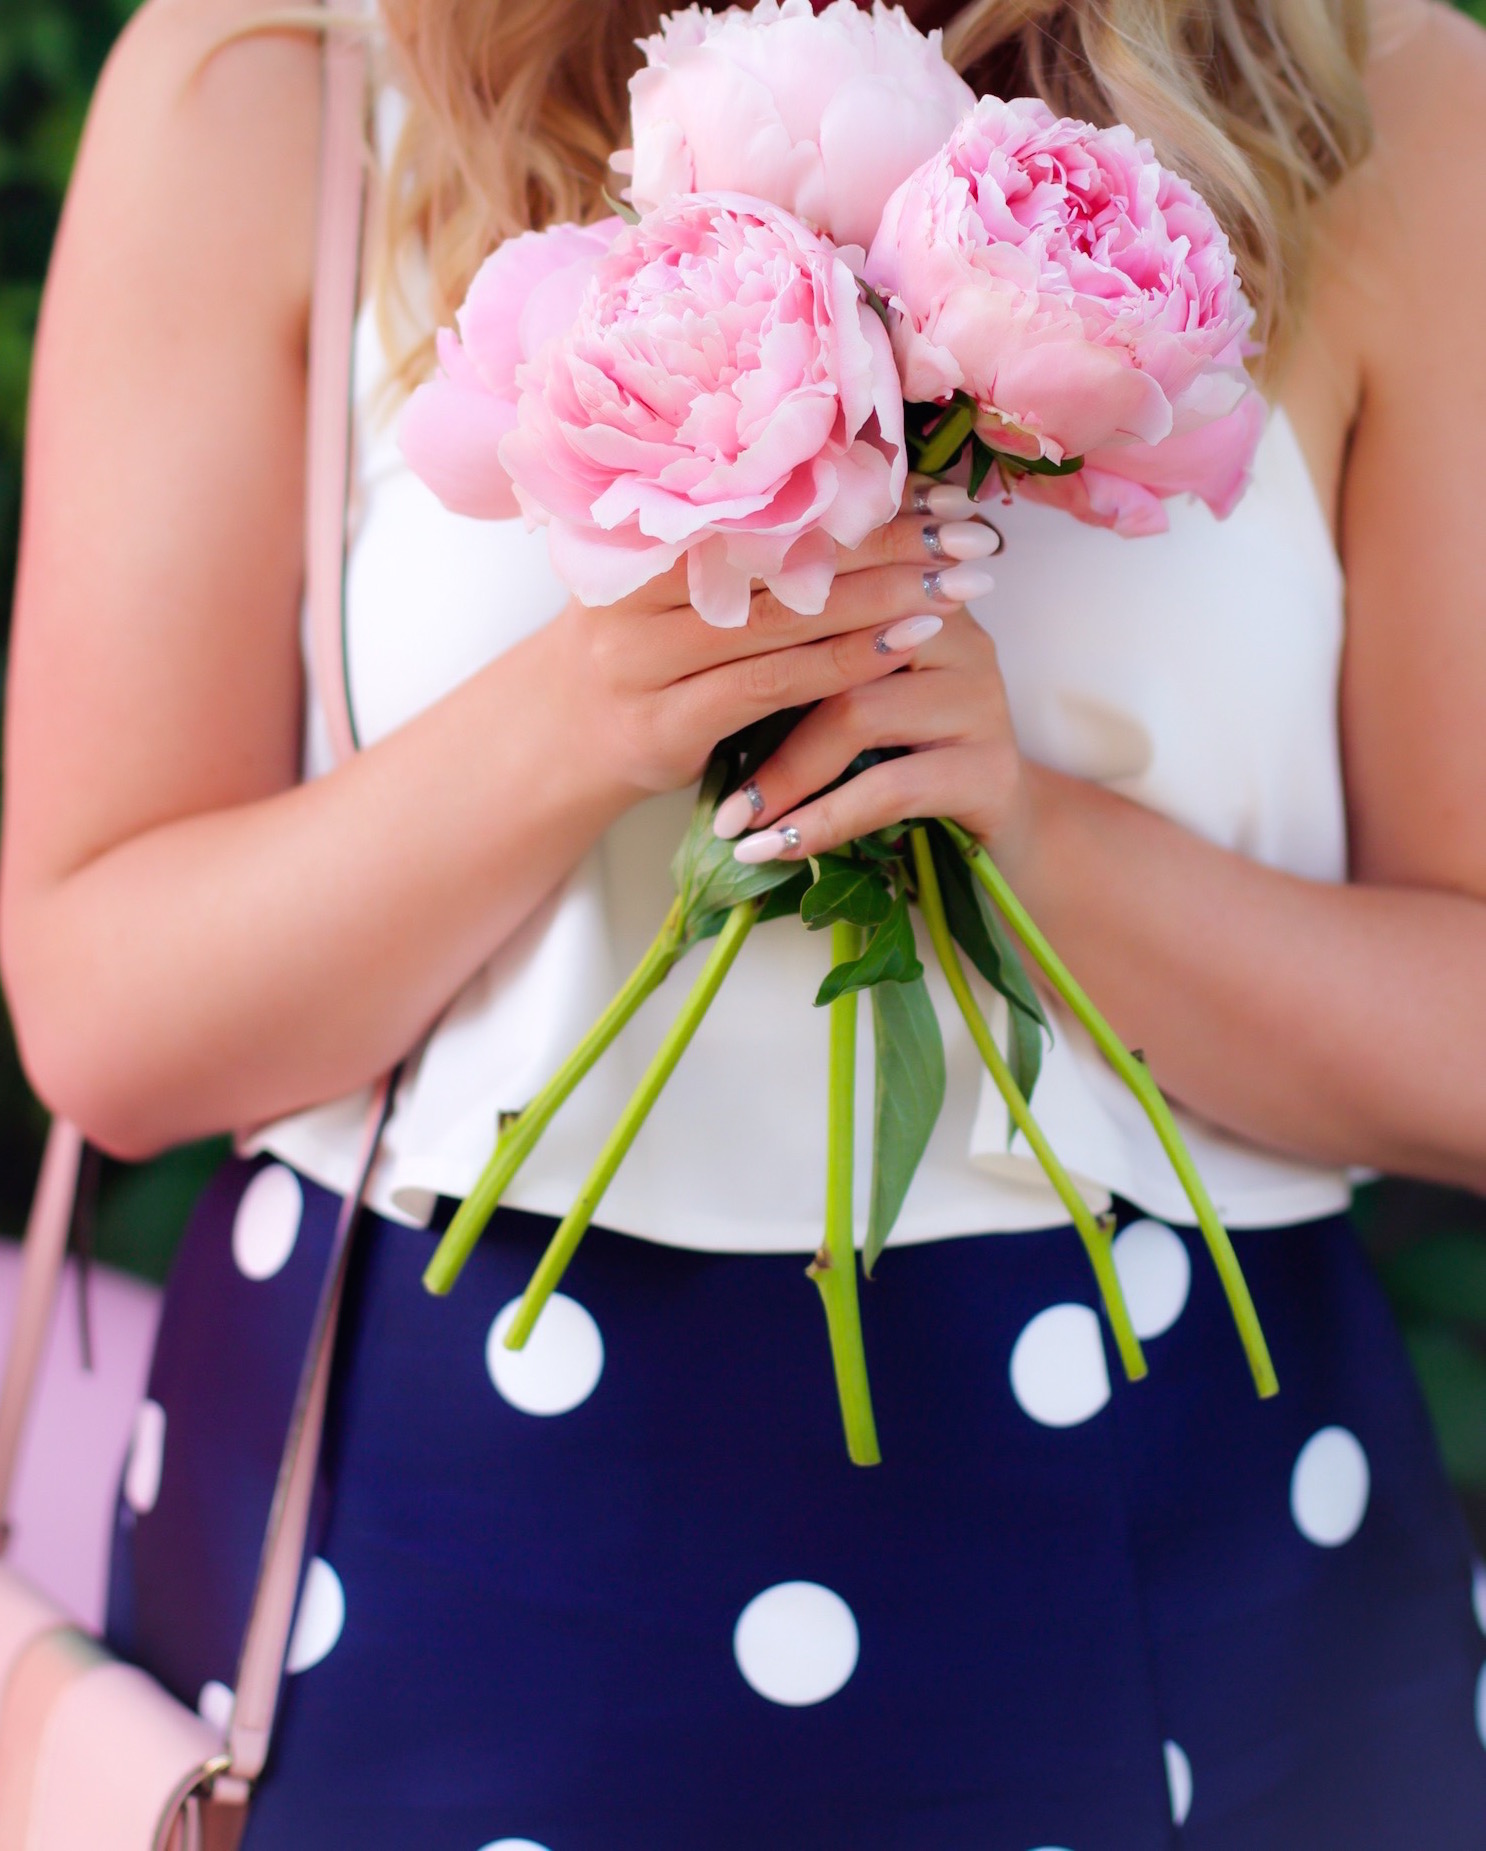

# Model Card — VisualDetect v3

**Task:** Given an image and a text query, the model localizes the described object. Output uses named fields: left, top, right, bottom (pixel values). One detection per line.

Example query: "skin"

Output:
left=1, top=0, right=1483, bottom=1197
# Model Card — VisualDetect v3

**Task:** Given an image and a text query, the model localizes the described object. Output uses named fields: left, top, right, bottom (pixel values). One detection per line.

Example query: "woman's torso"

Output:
left=247, top=228, right=1354, bottom=1248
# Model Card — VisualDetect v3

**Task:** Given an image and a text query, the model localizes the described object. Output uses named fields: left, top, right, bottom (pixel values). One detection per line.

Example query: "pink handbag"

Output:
left=0, top=4, right=380, bottom=1841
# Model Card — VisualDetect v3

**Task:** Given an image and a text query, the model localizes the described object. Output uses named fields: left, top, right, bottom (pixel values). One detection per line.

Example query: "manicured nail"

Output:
left=924, top=563, right=996, bottom=602
left=713, top=789, right=759, bottom=840
left=876, top=614, right=943, bottom=654
left=911, top=482, right=984, bottom=520
left=733, top=827, right=797, bottom=864
left=929, top=520, right=1001, bottom=560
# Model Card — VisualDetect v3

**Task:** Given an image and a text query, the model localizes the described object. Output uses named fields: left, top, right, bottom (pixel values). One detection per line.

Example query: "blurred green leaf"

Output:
left=93, top=1139, right=231, bottom=1284
left=1403, top=1328, right=1486, bottom=1487
left=1380, top=1231, right=1486, bottom=1330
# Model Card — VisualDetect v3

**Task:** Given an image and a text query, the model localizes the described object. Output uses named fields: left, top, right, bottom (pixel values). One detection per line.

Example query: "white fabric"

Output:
left=248, top=267, right=1351, bottom=1248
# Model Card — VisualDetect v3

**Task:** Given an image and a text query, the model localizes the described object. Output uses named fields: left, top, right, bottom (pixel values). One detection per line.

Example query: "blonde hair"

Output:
left=375, top=0, right=1372, bottom=385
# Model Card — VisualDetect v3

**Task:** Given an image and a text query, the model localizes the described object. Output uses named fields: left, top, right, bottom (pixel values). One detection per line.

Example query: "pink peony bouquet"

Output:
left=865, top=93, right=1264, bottom=535
left=401, top=193, right=906, bottom=628
left=409, top=0, right=1277, bottom=1464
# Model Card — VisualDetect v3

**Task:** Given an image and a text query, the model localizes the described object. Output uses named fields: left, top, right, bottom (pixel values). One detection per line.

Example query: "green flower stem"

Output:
left=808, top=919, right=882, bottom=1467
left=423, top=900, right=686, bottom=1298
left=503, top=899, right=759, bottom=1353
left=914, top=401, right=976, bottom=476
left=943, top=820, right=1279, bottom=1400
left=911, top=830, right=1146, bottom=1383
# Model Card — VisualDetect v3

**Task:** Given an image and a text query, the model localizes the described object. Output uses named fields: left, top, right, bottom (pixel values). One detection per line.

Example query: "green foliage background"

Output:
left=0, top=0, right=1482, bottom=1539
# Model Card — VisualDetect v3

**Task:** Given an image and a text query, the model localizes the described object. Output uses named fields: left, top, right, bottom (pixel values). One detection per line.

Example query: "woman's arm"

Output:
left=1003, top=5, right=1486, bottom=1191
left=0, top=0, right=960, bottom=1157
left=731, top=2, right=1486, bottom=1193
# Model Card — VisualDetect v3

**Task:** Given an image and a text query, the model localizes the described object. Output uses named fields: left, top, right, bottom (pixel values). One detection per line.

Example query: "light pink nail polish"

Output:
left=934, top=563, right=996, bottom=602
left=733, top=830, right=790, bottom=865
left=912, top=482, right=983, bottom=520
left=880, top=614, right=943, bottom=653
left=936, top=520, right=1002, bottom=561
left=713, top=790, right=757, bottom=840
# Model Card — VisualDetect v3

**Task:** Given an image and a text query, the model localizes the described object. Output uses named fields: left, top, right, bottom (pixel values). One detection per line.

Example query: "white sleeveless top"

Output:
left=248, top=258, right=1353, bottom=1247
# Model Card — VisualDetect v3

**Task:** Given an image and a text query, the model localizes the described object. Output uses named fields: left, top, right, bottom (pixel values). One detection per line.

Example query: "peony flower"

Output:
left=402, top=194, right=905, bottom=626
left=618, top=0, right=975, bottom=255
left=866, top=94, right=1262, bottom=534
left=400, top=221, right=620, bottom=522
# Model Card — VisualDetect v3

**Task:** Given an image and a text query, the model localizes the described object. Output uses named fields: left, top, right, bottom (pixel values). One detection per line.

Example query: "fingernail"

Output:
left=913, top=483, right=985, bottom=520
left=733, top=828, right=796, bottom=864
left=713, top=789, right=758, bottom=840
left=877, top=614, right=943, bottom=653
left=924, top=563, right=996, bottom=602
left=931, top=520, right=1001, bottom=561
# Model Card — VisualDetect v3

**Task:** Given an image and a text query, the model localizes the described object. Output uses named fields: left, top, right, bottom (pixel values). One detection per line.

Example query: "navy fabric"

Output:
left=107, top=1156, right=1486, bottom=1849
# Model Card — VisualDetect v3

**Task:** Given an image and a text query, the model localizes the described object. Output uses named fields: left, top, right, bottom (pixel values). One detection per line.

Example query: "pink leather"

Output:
left=12, top=1650, right=225, bottom=1850
left=0, top=1250, right=159, bottom=1629
left=0, top=1126, right=84, bottom=1541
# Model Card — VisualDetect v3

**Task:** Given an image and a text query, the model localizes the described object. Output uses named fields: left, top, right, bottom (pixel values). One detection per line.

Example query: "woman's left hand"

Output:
left=713, top=559, right=1028, bottom=861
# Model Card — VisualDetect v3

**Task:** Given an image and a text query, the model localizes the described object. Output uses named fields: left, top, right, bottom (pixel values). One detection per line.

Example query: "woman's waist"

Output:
left=245, top=913, right=1353, bottom=1254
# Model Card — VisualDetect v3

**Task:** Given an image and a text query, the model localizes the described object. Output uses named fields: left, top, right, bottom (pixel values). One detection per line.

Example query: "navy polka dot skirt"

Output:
left=106, top=1156, right=1486, bottom=1849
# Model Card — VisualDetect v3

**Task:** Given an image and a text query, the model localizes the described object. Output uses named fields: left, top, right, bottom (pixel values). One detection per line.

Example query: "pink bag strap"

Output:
left=221, top=0, right=376, bottom=1796
left=219, top=1068, right=392, bottom=1797
left=305, top=0, right=370, bottom=763
left=0, top=1121, right=85, bottom=1548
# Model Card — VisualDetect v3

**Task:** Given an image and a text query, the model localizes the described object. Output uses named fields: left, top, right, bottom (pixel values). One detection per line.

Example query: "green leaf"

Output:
left=1380, top=1232, right=1486, bottom=1331
left=1011, top=451, right=1085, bottom=478
left=814, top=890, right=923, bottom=1006
left=675, top=832, right=801, bottom=939
left=967, top=435, right=996, bottom=502
left=601, top=188, right=641, bottom=226
left=1403, top=1327, right=1486, bottom=1487
left=926, top=824, right=1047, bottom=1100
left=800, top=856, right=893, bottom=931
left=755, top=866, right=813, bottom=925
left=864, top=974, right=946, bottom=1275
left=671, top=725, right=809, bottom=937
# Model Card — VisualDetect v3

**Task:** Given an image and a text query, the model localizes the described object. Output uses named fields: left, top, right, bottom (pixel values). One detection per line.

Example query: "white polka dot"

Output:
left=286, top=1557, right=345, bottom=1673
left=1290, top=1426, right=1370, bottom=1547
left=733, top=1581, right=859, bottom=1706
left=475, top=1842, right=552, bottom=1851
left=1010, top=1303, right=1111, bottom=1428
left=197, top=1680, right=234, bottom=1734
left=232, top=1164, right=304, bottom=1281
left=123, top=1398, right=167, bottom=1514
left=1472, top=1562, right=1486, bottom=1636
left=487, top=1295, right=604, bottom=1417
left=1112, top=1220, right=1191, bottom=1340
left=1164, top=1738, right=1193, bottom=1825
left=1475, top=1663, right=1486, bottom=1752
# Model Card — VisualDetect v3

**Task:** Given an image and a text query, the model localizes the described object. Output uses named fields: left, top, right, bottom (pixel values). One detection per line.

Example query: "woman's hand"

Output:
left=544, top=480, right=1001, bottom=808
left=705, top=483, right=1020, bottom=861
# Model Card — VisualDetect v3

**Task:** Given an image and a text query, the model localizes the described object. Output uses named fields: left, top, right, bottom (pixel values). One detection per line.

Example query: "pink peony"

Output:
left=866, top=95, right=1262, bottom=535
left=400, top=221, right=620, bottom=522
left=618, top=0, right=975, bottom=255
left=401, top=194, right=905, bottom=627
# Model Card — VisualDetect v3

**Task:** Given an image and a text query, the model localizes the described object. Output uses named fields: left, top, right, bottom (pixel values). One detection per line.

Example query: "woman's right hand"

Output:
left=543, top=484, right=1000, bottom=805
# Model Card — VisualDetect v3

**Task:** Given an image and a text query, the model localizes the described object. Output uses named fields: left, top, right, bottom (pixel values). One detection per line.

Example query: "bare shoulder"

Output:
left=58, top=0, right=321, bottom=340
left=1328, top=2, right=1486, bottom=892
left=1366, top=0, right=1486, bottom=144
left=1342, top=1, right=1486, bottom=305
